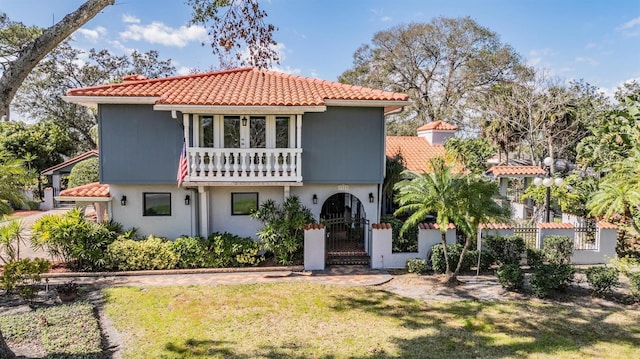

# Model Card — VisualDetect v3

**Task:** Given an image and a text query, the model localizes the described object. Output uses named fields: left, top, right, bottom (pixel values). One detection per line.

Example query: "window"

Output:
left=143, top=193, right=171, bottom=216
left=231, top=192, right=258, bottom=215
left=224, top=116, right=241, bottom=148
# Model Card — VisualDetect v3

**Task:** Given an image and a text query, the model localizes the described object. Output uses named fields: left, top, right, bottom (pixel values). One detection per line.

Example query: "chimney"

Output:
left=416, top=120, right=457, bottom=145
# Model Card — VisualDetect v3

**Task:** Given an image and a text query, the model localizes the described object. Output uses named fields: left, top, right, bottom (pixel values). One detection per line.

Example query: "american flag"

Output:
left=177, top=142, right=188, bottom=187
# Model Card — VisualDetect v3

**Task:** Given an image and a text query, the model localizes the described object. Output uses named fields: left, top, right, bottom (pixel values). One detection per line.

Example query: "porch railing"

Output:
left=186, top=147, right=302, bottom=182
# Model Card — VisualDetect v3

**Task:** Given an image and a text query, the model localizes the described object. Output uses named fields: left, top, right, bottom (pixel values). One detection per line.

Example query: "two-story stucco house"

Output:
left=63, top=68, right=410, bottom=260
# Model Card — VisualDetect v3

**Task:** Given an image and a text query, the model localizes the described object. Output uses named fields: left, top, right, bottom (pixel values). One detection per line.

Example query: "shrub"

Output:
left=31, top=209, right=119, bottom=271
left=1, top=258, right=51, bottom=299
left=406, top=258, right=428, bottom=274
left=204, top=232, right=261, bottom=267
left=477, top=249, right=495, bottom=271
left=526, top=248, right=544, bottom=268
left=172, top=236, right=208, bottom=269
left=431, top=244, right=475, bottom=273
left=530, top=263, right=575, bottom=298
left=585, top=267, right=619, bottom=296
left=542, top=235, right=573, bottom=264
left=609, top=256, right=640, bottom=276
left=26, top=200, right=40, bottom=210
left=381, top=217, right=419, bottom=252
left=496, top=264, right=524, bottom=290
left=629, top=272, right=640, bottom=298
left=67, top=157, right=99, bottom=188
left=485, top=235, right=525, bottom=265
left=250, top=196, right=315, bottom=265
left=106, top=236, right=178, bottom=271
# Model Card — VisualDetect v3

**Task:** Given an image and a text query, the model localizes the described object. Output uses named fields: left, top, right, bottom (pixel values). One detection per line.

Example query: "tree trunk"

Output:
left=439, top=231, right=452, bottom=276
left=0, top=0, right=114, bottom=121
left=448, top=235, right=473, bottom=285
left=0, top=329, right=15, bottom=359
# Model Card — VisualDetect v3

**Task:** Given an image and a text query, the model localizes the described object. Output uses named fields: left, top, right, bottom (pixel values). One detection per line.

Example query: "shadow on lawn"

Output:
left=330, top=289, right=640, bottom=359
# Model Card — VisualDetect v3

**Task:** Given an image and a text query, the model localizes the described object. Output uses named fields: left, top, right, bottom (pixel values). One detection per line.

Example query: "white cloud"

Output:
left=575, top=56, right=599, bottom=66
left=272, top=65, right=301, bottom=75
left=107, top=40, right=136, bottom=55
left=381, top=16, right=392, bottom=22
left=616, top=16, right=640, bottom=37
left=120, top=21, right=207, bottom=48
left=177, top=66, right=194, bottom=76
left=122, top=14, right=141, bottom=24
left=76, top=26, right=107, bottom=42
left=526, top=48, right=554, bottom=67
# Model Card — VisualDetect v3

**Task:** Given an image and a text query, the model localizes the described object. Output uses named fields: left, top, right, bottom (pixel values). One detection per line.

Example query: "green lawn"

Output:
left=104, top=283, right=640, bottom=359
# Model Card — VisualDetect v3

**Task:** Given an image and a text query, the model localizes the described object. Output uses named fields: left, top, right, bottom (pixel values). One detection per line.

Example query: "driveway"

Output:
left=0, top=208, right=70, bottom=261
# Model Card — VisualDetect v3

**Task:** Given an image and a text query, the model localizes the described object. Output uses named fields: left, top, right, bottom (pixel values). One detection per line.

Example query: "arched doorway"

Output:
left=321, top=193, right=369, bottom=265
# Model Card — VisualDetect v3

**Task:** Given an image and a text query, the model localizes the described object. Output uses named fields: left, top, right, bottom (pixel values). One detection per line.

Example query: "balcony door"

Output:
left=222, top=116, right=266, bottom=149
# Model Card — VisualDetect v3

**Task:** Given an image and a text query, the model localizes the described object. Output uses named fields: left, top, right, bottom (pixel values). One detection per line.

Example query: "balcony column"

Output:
left=182, top=114, right=190, bottom=147
left=296, top=114, right=302, bottom=149
left=198, top=186, right=210, bottom=235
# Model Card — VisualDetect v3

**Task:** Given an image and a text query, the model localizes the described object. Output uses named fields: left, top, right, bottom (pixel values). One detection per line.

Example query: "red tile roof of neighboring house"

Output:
left=386, top=136, right=446, bottom=173
left=59, top=182, right=110, bottom=198
left=486, top=165, right=545, bottom=177
left=597, top=221, right=617, bottom=229
left=416, top=120, right=458, bottom=131
left=66, top=67, right=409, bottom=107
left=537, top=222, right=574, bottom=229
left=41, top=150, right=99, bottom=175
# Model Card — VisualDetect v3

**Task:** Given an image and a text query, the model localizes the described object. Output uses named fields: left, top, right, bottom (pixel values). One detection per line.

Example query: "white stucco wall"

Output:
left=109, top=184, right=194, bottom=239
left=290, top=183, right=380, bottom=224
left=208, top=186, right=285, bottom=239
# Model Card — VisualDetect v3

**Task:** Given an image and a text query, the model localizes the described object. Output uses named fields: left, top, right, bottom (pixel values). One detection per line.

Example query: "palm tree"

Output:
left=0, top=220, right=25, bottom=264
left=453, top=177, right=508, bottom=278
left=394, top=157, right=464, bottom=278
left=394, top=157, right=508, bottom=284
left=0, top=151, right=33, bottom=215
left=588, top=147, right=640, bottom=235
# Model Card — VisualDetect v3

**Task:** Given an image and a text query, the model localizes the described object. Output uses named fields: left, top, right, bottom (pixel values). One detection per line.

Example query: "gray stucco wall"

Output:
left=99, top=104, right=183, bottom=184
left=302, top=106, right=384, bottom=184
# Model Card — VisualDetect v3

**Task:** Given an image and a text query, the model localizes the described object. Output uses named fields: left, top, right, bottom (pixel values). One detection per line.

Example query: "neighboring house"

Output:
left=57, top=182, right=111, bottom=223
left=485, top=165, right=545, bottom=220
left=62, top=68, right=410, bottom=256
left=40, top=150, right=99, bottom=210
left=383, top=121, right=457, bottom=214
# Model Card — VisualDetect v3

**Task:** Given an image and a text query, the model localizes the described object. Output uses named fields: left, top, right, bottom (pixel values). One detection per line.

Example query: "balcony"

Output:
left=185, top=147, right=302, bottom=183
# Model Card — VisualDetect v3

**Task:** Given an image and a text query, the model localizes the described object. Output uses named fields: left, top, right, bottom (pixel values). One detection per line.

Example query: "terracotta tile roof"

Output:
left=596, top=221, right=617, bottom=229
left=59, top=182, right=110, bottom=198
left=304, top=223, right=324, bottom=230
left=372, top=223, right=392, bottom=230
left=418, top=223, right=456, bottom=230
left=479, top=223, right=515, bottom=230
left=537, top=222, right=574, bottom=229
left=66, top=67, right=409, bottom=107
left=486, top=165, right=545, bottom=177
left=416, top=120, right=458, bottom=131
left=41, top=150, right=99, bottom=175
left=386, top=136, right=446, bottom=173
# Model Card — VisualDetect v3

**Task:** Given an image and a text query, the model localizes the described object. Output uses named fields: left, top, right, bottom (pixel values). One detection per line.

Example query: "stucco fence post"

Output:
left=41, top=187, right=54, bottom=211
left=304, top=224, right=325, bottom=271
left=571, top=221, right=618, bottom=265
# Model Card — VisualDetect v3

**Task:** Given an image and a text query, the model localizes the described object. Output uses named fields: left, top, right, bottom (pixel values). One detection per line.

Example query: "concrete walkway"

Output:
left=42, top=265, right=393, bottom=288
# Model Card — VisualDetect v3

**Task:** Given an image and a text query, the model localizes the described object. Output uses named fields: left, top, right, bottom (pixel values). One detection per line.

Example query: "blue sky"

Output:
left=3, top=0, right=640, bottom=97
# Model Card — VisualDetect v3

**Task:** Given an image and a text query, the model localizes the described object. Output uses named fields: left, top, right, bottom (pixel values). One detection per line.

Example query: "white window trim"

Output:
left=195, top=114, right=296, bottom=149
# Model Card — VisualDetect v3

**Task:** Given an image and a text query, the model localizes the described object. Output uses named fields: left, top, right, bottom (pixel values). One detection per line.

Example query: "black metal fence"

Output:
left=574, top=220, right=598, bottom=250
left=323, top=214, right=369, bottom=253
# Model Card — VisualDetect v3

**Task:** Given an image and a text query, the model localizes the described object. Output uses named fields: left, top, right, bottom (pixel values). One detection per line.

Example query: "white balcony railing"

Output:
left=186, top=147, right=302, bottom=182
